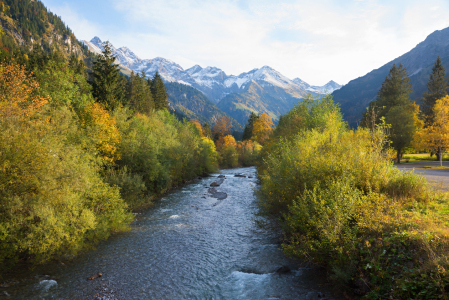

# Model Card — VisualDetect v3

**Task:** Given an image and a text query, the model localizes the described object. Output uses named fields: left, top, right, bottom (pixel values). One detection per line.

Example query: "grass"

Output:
left=404, top=153, right=449, bottom=161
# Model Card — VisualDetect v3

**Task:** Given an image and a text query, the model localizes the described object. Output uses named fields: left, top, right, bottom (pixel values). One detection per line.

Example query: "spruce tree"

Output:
left=242, top=112, right=259, bottom=140
left=361, top=63, right=413, bottom=126
left=360, top=63, right=415, bottom=163
left=151, top=72, right=169, bottom=110
left=203, top=122, right=212, bottom=139
left=422, top=56, right=449, bottom=123
left=91, top=41, right=124, bottom=110
left=127, top=71, right=154, bottom=115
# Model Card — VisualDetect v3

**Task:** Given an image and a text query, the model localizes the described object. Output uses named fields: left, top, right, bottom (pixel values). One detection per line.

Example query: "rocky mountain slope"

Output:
left=0, top=0, right=85, bottom=58
left=332, top=27, right=449, bottom=126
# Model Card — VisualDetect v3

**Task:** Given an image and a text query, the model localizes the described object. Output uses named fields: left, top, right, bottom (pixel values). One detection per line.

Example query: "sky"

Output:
left=42, top=0, right=449, bottom=86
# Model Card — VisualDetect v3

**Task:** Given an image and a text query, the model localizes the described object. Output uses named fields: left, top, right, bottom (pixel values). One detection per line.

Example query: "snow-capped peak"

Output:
left=186, top=65, right=203, bottom=74
left=293, top=77, right=342, bottom=94
left=90, top=36, right=102, bottom=46
left=84, top=36, right=342, bottom=102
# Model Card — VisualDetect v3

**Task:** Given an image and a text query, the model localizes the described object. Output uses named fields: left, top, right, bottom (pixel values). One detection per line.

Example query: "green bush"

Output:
left=0, top=107, right=131, bottom=267
left=257, top=94, right=449, bottom=298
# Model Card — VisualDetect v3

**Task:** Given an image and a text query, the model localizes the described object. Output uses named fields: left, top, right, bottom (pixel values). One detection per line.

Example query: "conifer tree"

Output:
left=361, top=64, right=413, bottom=126
left=91, top=41, right=124, bottom=110
left=242, top=112, right=259, bottom=141
left=151, top=71, right=169, bottom=110
left=127, top=71, right=154, bottom=114
left=422, top=56, right=449, bottom=123
left=203, top=122, right=212, bottom=139
left=361, top=64, right=415, bottom=163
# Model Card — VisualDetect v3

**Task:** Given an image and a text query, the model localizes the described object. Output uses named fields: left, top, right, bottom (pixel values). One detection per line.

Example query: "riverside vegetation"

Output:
left=0, top=21, right=265, bottom=273
left=257, top=93, right=449, bottom=299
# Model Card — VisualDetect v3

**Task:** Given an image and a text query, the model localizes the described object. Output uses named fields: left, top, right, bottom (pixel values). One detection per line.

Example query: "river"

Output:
left=2, top=167, right=337, bottom=299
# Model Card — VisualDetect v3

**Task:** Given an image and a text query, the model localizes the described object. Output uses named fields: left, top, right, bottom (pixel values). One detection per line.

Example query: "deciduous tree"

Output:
left=213, top=116, right=232, bottom=139
left=252, top=113, right=274, bottom=144
left=414, top=96, right=449, bottom=166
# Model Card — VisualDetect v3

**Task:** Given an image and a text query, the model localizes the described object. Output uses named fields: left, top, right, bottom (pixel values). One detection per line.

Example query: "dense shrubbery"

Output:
left=258, top=94, right=449, bottom=299
left=109, top=108, right=218, bottom=209
left=0, top=50, right=218, bottom=272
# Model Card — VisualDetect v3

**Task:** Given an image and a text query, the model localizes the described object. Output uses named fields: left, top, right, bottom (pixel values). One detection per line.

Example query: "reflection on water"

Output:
left=2, top=167, right=337, bottom=299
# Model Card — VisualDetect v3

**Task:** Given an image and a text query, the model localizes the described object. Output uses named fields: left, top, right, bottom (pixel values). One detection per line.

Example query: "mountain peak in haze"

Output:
left=90, top=36, right=102, bottom=45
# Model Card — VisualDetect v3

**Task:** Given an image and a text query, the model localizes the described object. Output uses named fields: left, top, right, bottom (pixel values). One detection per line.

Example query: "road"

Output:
left=395, top=161, right=449, bottom=191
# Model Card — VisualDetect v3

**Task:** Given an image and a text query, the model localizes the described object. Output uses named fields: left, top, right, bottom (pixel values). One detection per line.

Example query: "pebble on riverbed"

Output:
left=87, top=272, right=102, bottom=280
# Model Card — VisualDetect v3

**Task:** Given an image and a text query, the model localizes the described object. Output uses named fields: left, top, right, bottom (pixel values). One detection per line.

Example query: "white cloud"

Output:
left=48, top=0, right=449, bottom=85
left=45, top=3, right=104, bottom=43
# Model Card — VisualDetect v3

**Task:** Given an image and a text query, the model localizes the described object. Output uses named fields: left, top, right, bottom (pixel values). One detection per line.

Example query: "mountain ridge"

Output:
left=83, top=36, right=342, bottom=104
left=332, top=27, right=449, bottom=126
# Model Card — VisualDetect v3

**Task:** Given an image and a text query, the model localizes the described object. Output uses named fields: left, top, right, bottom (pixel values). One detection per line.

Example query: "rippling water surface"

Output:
left=3, top=167, right=337, bottom=299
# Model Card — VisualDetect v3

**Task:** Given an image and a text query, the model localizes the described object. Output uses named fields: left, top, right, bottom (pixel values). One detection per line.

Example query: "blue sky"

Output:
left=42, top=0, right=449, bottom=85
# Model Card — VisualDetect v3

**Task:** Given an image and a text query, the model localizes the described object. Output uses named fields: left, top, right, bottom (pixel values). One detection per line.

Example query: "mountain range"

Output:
left=82, top=37, right=342, bottom=126
left=332, top=27, right=449, bottom=126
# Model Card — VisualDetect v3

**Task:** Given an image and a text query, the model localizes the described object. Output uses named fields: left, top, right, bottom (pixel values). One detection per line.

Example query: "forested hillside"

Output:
left=217, top=80, right=300, bottom=125
left=165, top=82, right=242, bottom=131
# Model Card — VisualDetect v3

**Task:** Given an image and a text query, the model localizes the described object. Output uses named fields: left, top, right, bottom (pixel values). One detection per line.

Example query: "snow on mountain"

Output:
left=86, top=36, right=341, bottom=102
left=293, top=78, right=342, bottom=94
left=186, top=66, right=227, bottom=88
left=81, top=39, right=103, bottom=55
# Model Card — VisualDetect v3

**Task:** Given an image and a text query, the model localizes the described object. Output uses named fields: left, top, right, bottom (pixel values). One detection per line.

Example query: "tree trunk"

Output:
left=440, top=147, right=443, bottom=167
left=397, top=149, right=401, bottom=164
left=436, top=148, right=441, bottom=162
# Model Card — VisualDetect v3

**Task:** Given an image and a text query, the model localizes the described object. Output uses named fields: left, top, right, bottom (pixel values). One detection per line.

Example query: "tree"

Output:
left=127, top=71, right=154, bottom=114
left=360, top=64, right=415, bottom=162
left=213, top=116, right=232, bottom=139
left=151, top=72, right=169, bottom=110
left=252, top=113, right=274, bottom=144
left=385, top=105, right=416, bottom=163
left=414, top=96, right=449, bottom=166
left=91, top=41, right=124, bottom=110
left=242, top=112, right=258, bottom=140
left=422, top=56, right=449, bottom=124
left=203, top=122, right=212, bottom=139
left=361, top=64, right=413, bottom=126
left=189, top=119, right=204, bottom=137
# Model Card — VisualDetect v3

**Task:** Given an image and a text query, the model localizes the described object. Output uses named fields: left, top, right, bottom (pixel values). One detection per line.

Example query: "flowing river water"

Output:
left=2, top=167, right=338, bottom=299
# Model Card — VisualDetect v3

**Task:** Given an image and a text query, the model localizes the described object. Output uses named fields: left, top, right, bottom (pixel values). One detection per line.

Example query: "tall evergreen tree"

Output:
left=361, top=63, right=413, bottom=126
left=127, top=71, right=154, bottom=114
left=91, top=41, right=124, bottom=110
left=151, top=72, right=169, bottom=110
left=203, top=122, right=212, bottom=139
left=422, top=56, right=449, bottom=123
left=242, top=112, right=259, bottom=140
left=360, top=63, right=415, bottom=163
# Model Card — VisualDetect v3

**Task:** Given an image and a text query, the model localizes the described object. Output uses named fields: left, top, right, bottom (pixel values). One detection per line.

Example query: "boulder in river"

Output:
left=305, top=291, right=326, bottom=299
left=208, top=188, right=227, bottom=200
left=275, top=266, right=291, bottom=274
left=234, top=174, right=246, bottom=178
left=210, top=182, right=220, bottom=187
left=218, top=175, right=225, bottom=178
left=87, top=272, right=102, bottom=280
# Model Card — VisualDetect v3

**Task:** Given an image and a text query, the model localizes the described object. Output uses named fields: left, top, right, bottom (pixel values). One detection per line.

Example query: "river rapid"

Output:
left=2, top=167, right=338, bottom=299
